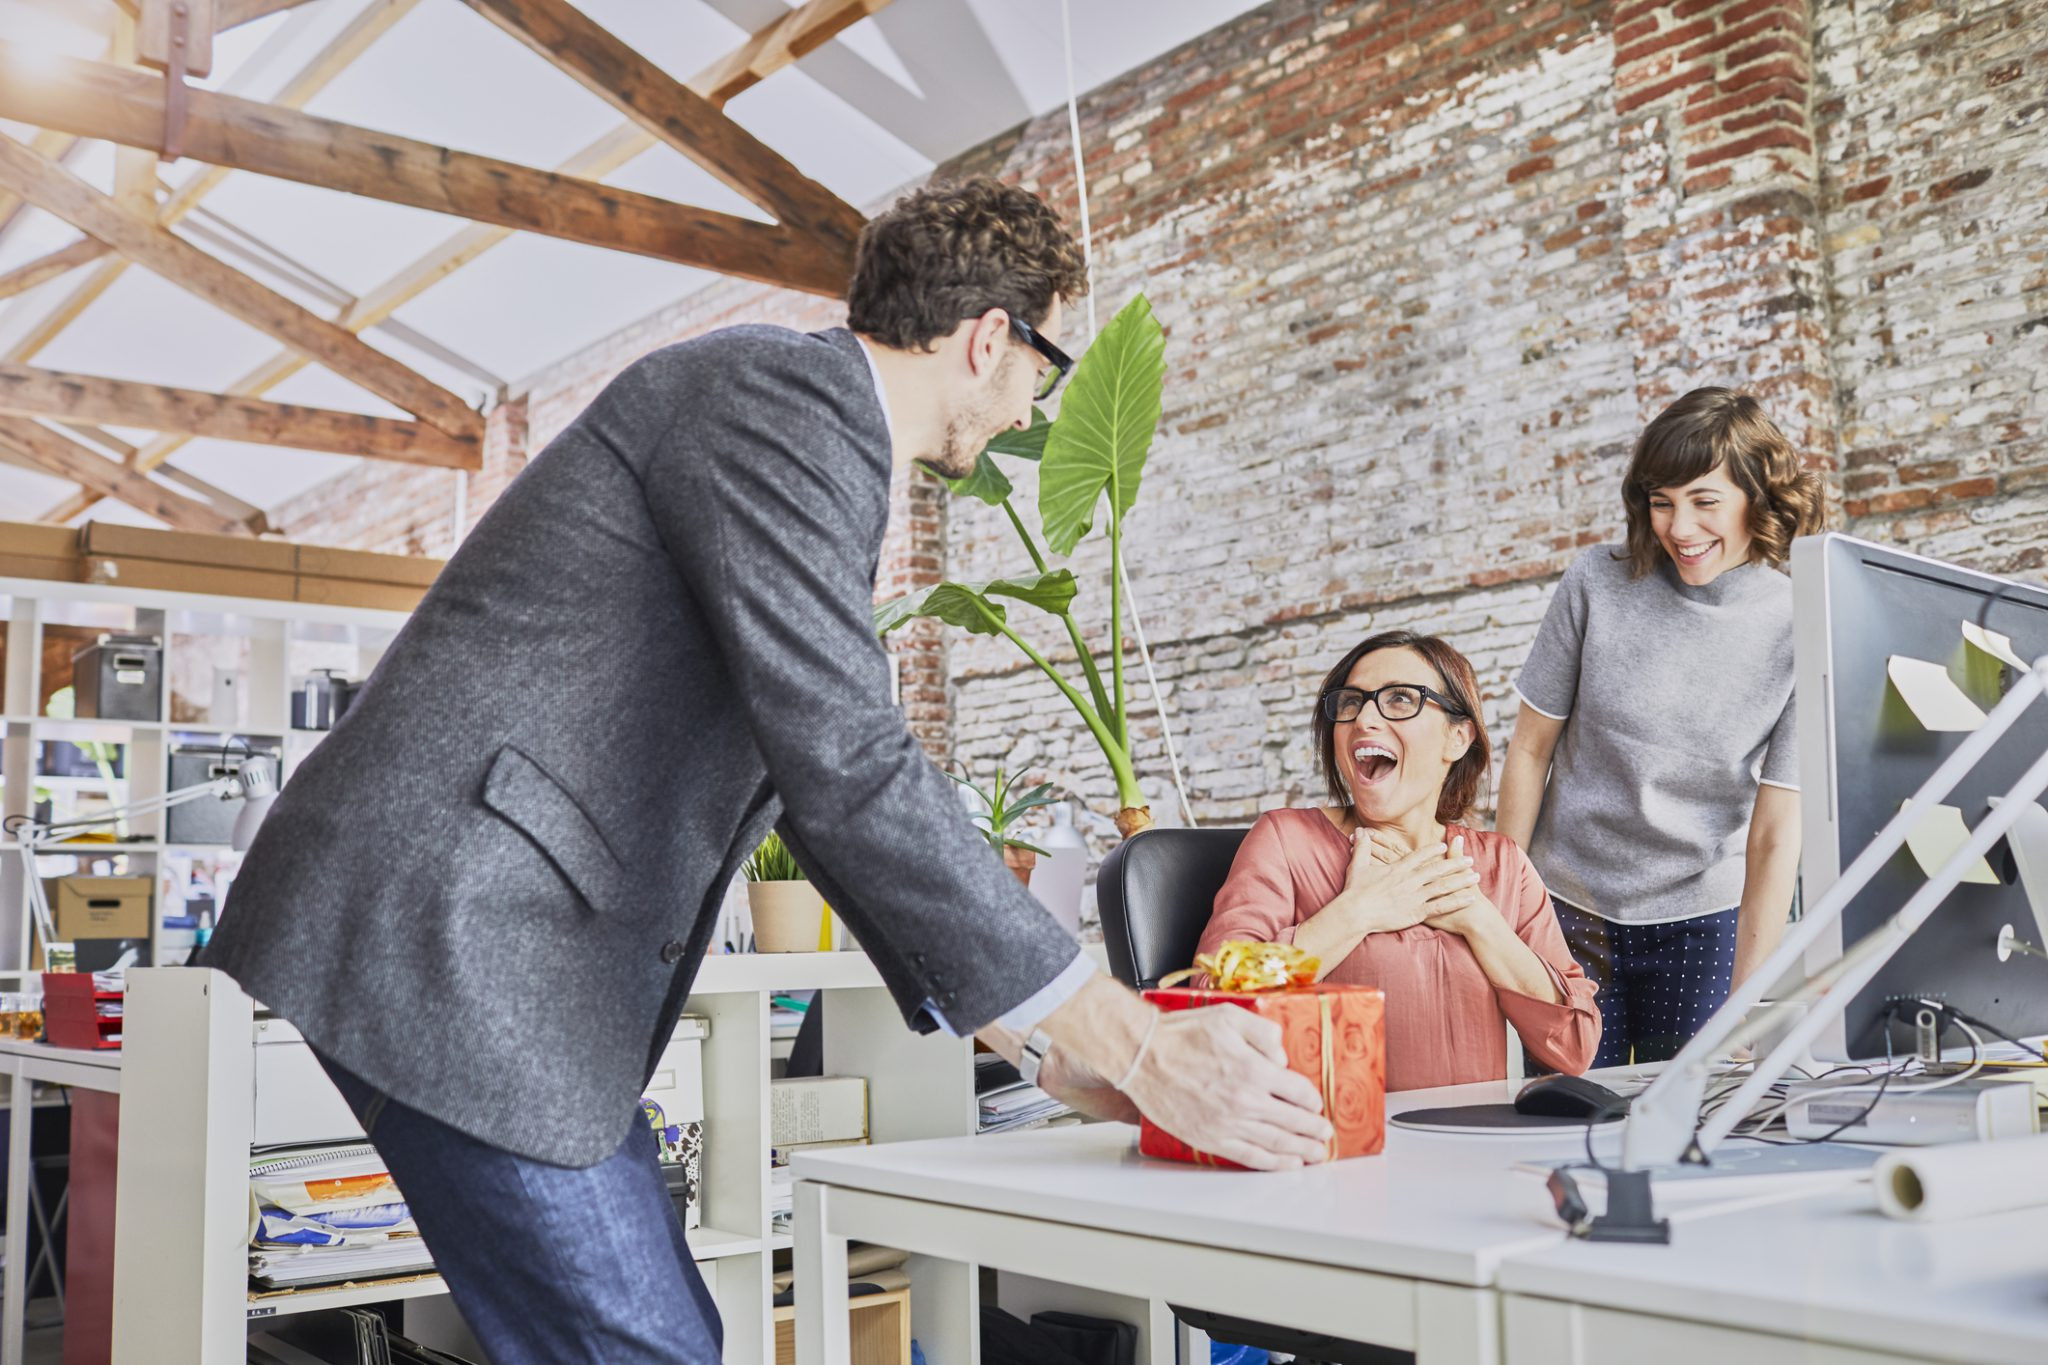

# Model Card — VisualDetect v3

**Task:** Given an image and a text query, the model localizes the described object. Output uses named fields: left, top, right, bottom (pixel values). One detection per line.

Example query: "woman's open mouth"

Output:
left=1351, top=742, right=1397, bottom=787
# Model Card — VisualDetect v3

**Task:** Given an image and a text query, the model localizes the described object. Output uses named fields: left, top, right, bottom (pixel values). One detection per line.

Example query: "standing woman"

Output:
left=1495, top=388, right=1826, bottom=1067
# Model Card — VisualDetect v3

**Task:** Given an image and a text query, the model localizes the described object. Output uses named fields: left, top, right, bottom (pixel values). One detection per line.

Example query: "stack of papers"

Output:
left=249, top=1144, right=435, bottom=1290
left=978, top=1081, right=1069, bottom=1134
left=975, top=1051, right=1070, bottom=1134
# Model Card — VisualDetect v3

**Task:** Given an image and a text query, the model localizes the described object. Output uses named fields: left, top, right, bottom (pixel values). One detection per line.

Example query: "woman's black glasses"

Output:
left=1319, top=684, right=1467, bottom=724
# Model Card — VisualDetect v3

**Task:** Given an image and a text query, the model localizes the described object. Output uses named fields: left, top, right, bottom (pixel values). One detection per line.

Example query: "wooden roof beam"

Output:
left=0, top=131, right=485, bottom=441
left=457, top=0, right=866, bottom=250
left=0, top=43, right=854, bottom=296
left=0, top=238, right=111, bottom=301
left=129, top=0, right=897, bottom=475
left=0, top=417, right=247, bottom=535
left=0, top=362, right=481, bottom=468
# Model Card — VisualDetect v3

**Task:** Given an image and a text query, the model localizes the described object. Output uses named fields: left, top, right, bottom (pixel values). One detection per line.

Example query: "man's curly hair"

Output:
left=1619, top=387, right=1829, bottom=578
left=847, top=178, right=1089, bottom=351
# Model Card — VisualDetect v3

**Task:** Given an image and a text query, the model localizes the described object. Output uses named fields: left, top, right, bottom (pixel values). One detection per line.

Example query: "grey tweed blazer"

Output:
left=205, top=327, right=1080, bottom=1166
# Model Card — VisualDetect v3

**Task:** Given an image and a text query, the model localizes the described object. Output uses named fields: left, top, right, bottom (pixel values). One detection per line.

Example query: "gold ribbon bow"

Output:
left=1158, top=939, right=1320, bottom=991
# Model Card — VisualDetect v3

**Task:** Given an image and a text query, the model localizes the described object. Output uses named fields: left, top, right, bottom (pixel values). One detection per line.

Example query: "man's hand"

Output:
left=1034, top=1045, right=1141, bottom=1125
left=1119, top=1004, right=1333, bottom=1170
left=995, top=975, right=1334, bottom=1171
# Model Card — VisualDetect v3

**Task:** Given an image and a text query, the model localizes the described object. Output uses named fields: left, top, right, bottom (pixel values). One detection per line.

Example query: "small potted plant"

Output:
left=947, top=767, right=1058, bottom=884
left=741, top=831, right=825, bottom=953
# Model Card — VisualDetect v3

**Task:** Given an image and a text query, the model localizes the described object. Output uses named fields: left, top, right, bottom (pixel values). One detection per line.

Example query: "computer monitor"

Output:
left=1794, top=533, right=2048, bottom=1060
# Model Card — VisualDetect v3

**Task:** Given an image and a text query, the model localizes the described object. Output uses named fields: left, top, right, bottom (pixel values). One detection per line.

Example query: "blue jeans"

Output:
left=318, top=1055, right=721, bottom=1364
left=1555, top=904, right=1739, bottom=1069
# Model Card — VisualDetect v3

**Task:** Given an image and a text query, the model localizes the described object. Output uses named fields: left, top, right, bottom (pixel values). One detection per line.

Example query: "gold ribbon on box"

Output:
left=1157, top=939, right=1319, bottom=992
left=1155, top=940, right=1338, bottom=1163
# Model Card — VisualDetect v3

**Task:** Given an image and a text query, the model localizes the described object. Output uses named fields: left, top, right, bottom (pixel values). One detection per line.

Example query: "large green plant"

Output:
left=874, top=294, right=1166, bottom=835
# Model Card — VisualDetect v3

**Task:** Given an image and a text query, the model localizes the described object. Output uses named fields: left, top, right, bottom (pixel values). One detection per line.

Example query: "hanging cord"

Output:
left=1058, top=0, right=1194, bottom=828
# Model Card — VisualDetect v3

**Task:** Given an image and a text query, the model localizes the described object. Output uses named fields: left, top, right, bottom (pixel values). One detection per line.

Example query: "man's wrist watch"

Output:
left=1018, top=1027, right=1055, bottom=1086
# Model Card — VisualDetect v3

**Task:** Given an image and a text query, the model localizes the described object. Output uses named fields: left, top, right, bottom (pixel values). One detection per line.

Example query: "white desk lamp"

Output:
left=1584, top=654, right=2048, bottom=1241
left=10, top=753, right=277, bottom=970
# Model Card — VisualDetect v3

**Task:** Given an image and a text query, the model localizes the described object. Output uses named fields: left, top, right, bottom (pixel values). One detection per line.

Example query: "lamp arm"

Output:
left=1692, top=734, right=2048, bottom=1152
left=15, top=776, right=241, bottom=959
left=24, top=778, right=237, bottom=843
left=1623, top=656, right=2048, bottom=1170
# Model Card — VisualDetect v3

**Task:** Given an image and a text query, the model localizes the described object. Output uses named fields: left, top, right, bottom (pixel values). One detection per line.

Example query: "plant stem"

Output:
left=975, top=600, right=1143, bottom=808
left=1109, top=504, right=1128, bottom=751
left=1002, top=496, right=1115, bottom=729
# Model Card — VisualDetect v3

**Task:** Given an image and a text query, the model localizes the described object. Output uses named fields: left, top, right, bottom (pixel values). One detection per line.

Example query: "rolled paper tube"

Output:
left=1873, top=1132, right=2048, bottom=1222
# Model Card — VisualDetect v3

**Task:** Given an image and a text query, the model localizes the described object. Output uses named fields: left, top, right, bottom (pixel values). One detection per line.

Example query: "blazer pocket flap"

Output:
left=482, top=745, right=628, bottom=916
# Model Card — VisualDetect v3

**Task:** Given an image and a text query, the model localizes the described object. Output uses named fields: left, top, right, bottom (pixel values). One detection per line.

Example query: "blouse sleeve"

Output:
left=1494, top=842, right=1602, bottom=1074
left=1194, top=813, right=1305, bottom=973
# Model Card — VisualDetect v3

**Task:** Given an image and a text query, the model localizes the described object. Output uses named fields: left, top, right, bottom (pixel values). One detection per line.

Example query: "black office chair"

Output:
left=1094, top=827, right=1413, bottom=1365
left=1096, top=827, right=1250, bottom=988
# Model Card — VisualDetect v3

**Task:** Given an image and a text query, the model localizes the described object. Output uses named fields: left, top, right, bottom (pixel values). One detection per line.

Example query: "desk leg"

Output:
left=794, top=1181, right=850, bottom=1365
left=3, top=1069, right=31, bottom=1365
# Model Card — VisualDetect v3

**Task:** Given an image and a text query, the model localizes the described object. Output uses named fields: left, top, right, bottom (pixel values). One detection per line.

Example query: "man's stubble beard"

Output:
left=924, top=355, right=1018, bottom=480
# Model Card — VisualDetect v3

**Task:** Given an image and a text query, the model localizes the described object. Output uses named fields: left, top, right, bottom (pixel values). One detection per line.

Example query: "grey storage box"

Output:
left=71, top=633, right=162, bottom=721
left=166, top=745, right=278, bottom=845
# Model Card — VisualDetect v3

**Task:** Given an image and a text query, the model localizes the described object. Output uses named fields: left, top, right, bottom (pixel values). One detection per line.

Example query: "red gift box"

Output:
left=1139, top=975, right=1385, bottom=1169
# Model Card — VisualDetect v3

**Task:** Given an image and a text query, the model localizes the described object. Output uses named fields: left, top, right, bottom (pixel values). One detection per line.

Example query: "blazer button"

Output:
left=660, top=940, right=685, bottom=964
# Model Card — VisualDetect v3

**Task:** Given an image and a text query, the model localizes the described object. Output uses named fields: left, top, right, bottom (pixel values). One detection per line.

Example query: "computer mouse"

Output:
left=1513, top=1073, right=1628, bottom=1119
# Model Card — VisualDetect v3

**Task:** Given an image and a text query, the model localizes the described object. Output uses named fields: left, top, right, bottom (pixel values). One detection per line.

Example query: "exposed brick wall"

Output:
left=1817, top=0, right=2048, bottom=573
left=271, top=0, right=2048, bottom=858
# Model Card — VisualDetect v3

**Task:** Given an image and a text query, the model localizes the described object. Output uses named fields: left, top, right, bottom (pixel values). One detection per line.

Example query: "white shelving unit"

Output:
left=0, top=574, right=406, bottom=977
left=110, top=955, right=973, bottom=1364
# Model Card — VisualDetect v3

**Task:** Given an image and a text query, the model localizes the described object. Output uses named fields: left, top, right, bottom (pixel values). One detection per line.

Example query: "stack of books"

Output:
left=769, top=1076, right=868, bottom=1235
left=248, top=1144, right=434, bottom=1290
left=975, top=1052, right=1071, bottom=1134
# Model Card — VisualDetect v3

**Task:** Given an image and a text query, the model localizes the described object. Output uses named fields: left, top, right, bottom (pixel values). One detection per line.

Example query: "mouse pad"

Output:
left=1390, top=1103, right=1624, bottom=1135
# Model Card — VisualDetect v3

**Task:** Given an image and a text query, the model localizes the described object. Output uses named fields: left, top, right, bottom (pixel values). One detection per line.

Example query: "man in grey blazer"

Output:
left=207, top=179, right=1329, bottom=1363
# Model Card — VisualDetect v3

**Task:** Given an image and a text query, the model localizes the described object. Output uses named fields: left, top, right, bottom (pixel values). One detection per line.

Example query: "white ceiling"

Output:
left=0, top=0, right=1263, bottom=526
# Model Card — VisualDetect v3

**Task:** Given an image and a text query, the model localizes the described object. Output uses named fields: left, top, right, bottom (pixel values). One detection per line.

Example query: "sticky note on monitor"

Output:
left=1900, top=801, right=1999, bottom=885
left=1887, top=656, right=1986, bottom=732
left=1961, top=621, right=2030, bottom=673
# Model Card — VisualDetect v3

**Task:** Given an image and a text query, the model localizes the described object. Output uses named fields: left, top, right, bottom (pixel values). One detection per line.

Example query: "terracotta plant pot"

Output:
left=1002, top=846, right=1037, bottom=885
left=746, top=881, right=826, bottom=953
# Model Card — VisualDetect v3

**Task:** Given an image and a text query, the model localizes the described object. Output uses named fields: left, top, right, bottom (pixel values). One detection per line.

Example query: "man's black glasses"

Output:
left=1009, top=315, right=1073, bottom=401
left=1319, top=684, right=1467, bottom=724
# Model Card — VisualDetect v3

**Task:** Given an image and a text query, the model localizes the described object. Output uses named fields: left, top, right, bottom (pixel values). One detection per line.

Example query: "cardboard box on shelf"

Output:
left=0, top=521, right=86, bottom=584
left=79, top=522, right=297, bottom=574
left=47, top=876, right=152, bottom=941
left=296, top=543, right=441, bottom=589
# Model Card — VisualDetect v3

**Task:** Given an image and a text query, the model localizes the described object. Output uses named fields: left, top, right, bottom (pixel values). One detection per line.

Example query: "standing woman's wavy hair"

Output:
left=1619, top=387, right=1829, bottom=578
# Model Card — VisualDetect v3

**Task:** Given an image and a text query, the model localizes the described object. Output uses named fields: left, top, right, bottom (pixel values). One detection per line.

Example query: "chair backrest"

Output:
left=1095, top=827, right=1250, bottom=989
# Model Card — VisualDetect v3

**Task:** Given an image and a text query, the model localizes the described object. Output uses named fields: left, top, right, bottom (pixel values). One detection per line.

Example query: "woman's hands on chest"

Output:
left=1330, top=827, right=1481, bottom=939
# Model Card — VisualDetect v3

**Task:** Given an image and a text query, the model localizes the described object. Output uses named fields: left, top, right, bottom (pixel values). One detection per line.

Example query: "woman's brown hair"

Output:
left=1312, top=631, right=1491, bottom=824
left=1619, top=387, right=1828, bottom=578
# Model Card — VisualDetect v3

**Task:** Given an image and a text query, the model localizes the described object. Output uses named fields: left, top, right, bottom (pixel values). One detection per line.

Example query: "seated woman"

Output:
left=1197, top=630, right=1599, bottom=1089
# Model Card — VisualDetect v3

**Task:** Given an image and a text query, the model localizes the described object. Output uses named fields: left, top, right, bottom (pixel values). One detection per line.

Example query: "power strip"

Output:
left=1783, top=1076, right=2040, bottom=1145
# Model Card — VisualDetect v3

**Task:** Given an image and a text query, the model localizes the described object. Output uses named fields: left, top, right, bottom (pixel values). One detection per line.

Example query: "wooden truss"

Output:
left=0, top=0, right=891, bottom=532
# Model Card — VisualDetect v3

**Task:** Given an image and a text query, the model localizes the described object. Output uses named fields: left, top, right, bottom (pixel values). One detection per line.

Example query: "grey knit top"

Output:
left=1514, top=545, right=1797, bottom=923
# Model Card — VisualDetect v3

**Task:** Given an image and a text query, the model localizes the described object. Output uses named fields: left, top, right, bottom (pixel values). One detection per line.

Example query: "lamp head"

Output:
left=230, top=754, right=278, bottom=853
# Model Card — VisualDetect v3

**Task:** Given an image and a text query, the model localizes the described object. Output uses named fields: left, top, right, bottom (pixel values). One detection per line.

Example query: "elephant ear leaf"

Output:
left=1036, top=295, right=1166, bottom=557
left=873, top=571, right=1075, bottom=638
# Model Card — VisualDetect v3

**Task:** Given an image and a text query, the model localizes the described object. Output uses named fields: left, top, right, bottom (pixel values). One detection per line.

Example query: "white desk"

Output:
left=792, top=1078, right=1589, bottom=1365
left=0, top=1038, right=122, bottom=1365
left=1498, top=1183, right=2048, bottom=1365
